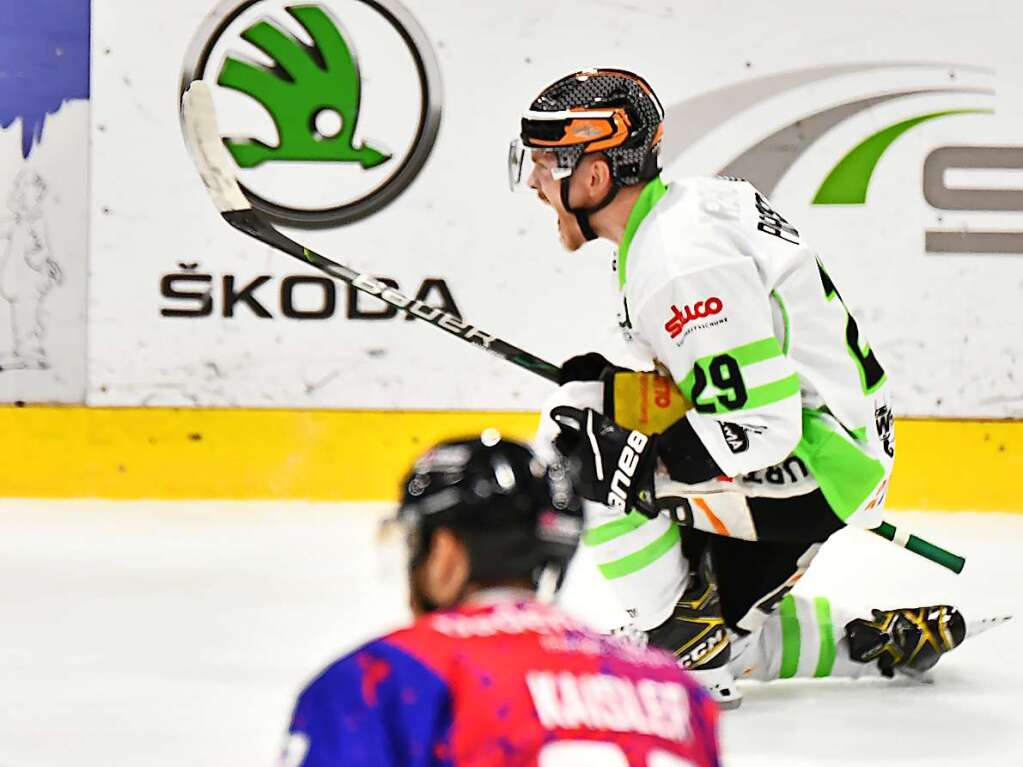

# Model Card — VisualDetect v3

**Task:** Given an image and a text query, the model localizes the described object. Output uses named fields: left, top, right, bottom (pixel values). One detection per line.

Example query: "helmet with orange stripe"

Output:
left=509, top=68, right=665, bottom=241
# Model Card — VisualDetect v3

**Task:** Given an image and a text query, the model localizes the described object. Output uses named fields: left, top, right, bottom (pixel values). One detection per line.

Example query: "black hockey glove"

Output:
left=558, top=352, right=625, bottom=385
left=550, top=406, right=658, bottom=518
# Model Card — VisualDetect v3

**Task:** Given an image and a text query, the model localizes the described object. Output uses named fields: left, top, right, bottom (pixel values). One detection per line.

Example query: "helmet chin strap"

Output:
left=560, top=175, right=619, bottom=242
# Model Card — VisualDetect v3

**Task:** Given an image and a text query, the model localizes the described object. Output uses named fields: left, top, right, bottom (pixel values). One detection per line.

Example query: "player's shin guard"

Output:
left=646, top=555, right=741, bottom=709
left=845, top=605, right=966, bottom=678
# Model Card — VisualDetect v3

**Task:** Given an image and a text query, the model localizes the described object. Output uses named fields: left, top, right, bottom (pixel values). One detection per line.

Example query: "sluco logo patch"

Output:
left=664, top=297, right=723, bottom=339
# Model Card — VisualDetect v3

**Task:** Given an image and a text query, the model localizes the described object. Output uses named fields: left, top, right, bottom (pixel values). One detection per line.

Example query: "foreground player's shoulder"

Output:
left=287, top=626, right=455, bottom=767
left=298, top=622, right=449, bottom=701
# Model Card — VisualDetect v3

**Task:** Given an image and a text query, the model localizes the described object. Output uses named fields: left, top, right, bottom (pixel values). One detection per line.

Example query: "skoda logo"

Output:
left=181, top=0, right=442, bottom=228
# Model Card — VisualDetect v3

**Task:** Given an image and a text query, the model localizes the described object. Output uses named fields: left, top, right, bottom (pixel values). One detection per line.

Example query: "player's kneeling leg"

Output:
left=645, top=535, right=741, bottom=710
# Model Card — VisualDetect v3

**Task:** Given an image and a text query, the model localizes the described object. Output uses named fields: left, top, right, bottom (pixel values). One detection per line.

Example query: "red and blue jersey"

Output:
left=280, top=593, right=719, bottom=767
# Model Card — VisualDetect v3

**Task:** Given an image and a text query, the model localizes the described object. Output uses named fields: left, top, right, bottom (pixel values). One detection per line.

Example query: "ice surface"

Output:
left=1, top=501, right=1020, bottom=766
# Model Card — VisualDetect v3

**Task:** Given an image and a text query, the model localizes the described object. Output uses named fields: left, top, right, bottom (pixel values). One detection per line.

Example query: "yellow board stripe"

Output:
left=1, top=407, right=1021, bottom=510
left=886, top=418, right=1023, bottom=511
left=0, top=405, right=538, bottom=500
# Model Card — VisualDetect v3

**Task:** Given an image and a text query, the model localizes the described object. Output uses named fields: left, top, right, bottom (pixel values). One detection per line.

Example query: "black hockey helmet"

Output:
left=509, top=68, right=665, bottom=240
left=395, top=431, right=582, bottom=585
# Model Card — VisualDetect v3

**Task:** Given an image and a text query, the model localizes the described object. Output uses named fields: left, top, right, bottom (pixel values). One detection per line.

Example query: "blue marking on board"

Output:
left=0, top=0, right=90, bottom=158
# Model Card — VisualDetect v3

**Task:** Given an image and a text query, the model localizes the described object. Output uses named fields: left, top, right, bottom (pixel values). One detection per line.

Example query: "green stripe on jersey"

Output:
left=771, top=290, right=791, bottom=354
left=814, top=597, right=837, bottom=677
left=682, top=373, right=800, bottom=415
left=728, top=336, right=785, bottom=368
left=583, top=511, right=649, bottom=546
left=618, top=176, right=669, bottom=290
left=778, top=594, right=801, bottom=678
left=733, top=374, right=800, bottom=413
left=678, top=337, right=794, bottom=414
left=695, top=336, right=784, bottom=370
left=678, top=337, right=784, bottom=393
left=794, top=410, right=885, bottom=521
left=597, top=522, right=680, bottom=580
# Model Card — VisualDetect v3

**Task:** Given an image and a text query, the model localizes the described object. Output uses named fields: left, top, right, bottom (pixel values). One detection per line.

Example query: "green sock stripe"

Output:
left=814, top=597, right=837, bottom=677
left=583, top=511, right=650, bottom=546
left=778, top=594, right=801, bottom=679
left=597, top=522, right=680, bottom=580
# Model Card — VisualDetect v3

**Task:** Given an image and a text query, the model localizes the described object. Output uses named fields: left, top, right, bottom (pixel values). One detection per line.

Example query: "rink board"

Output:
left=5, top=1, right=1023, bottom=420
left=83, top=0, right=1023, bottom=418
left=2, top=405, right=1021, bottom=511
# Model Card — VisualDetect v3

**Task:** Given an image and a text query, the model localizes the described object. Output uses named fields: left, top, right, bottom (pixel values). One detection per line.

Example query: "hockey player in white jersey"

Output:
left=509, top=68, right=978, bottom=707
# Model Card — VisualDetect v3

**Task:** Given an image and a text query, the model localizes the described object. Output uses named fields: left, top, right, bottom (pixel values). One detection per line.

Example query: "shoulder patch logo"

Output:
left=719, top=421, right=750, bottom=454
left=874, top=403, right=895, bottom=458
left=664, top=297, right=723, bottom=339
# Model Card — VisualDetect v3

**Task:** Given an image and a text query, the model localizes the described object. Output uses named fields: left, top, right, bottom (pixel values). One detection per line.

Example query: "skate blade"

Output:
left=966, top=614, right=1012, bottom=639
left=894, top=667, right=936, bottom=684
left=689, top=666, right=743, bottom=710
left=716, top=694, right=744, bottom=710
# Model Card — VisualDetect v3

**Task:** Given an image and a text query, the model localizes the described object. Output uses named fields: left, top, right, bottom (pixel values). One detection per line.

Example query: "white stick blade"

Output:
left=180, top=81, right=251, bottom=213
left=966, top=614, right=1012, bottom=639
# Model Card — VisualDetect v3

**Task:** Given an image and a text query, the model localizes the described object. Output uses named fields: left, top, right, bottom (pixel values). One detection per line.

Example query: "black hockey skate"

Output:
left=845, top=605, right=966, bottom=678
left=647, top=556, right=741, bottom=708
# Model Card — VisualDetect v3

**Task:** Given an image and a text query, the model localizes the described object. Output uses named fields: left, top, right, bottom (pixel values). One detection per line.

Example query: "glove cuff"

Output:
left=559, top=352, right=622, bottom=385
left=655, top=416, right=724, bottom=484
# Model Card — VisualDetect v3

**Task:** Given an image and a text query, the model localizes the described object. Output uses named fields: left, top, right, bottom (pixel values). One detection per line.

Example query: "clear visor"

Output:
left=508, top=139, right=573, bottom=193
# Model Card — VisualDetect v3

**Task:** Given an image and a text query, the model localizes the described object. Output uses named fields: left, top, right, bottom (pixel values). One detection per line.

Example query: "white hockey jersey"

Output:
left=616, top=176, right=894, bottom=528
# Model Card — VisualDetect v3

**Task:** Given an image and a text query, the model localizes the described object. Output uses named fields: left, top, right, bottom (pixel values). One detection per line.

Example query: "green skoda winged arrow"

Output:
left=217, top=4, right=390, bottom=169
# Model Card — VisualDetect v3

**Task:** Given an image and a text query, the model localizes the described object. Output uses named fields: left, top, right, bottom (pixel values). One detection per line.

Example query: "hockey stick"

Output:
left=179, top=81, right=965, bottom=575
left=178, top=83, right=560, bottom=385
left=872, top=521, right=963, bottom=573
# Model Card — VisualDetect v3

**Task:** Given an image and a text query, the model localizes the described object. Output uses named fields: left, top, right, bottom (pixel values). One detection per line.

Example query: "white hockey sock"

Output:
left=731, top=594, right=882, bottom=681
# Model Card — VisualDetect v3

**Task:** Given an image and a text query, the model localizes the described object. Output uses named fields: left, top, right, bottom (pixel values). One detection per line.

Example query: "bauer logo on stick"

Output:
left=180, top=0, right=442, bottom=228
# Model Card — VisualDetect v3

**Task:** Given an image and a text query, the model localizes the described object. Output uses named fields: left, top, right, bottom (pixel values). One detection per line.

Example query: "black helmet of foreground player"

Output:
left=509, top=68, right=665, bottom=242
left=395, top=433, right=583, bottom=614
